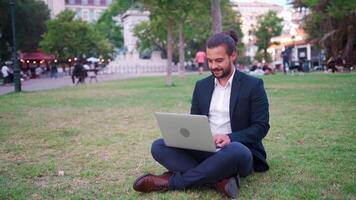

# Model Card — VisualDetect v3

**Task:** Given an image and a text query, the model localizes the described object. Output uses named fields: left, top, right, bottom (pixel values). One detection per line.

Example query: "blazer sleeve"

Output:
left=228, top=79, right=270, bottom=144
left=190, top=82, right=201, bottom=115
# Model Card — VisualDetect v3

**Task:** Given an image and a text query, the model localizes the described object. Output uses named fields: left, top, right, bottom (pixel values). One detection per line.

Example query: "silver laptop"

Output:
left=155, top=112, right=219, bottom=152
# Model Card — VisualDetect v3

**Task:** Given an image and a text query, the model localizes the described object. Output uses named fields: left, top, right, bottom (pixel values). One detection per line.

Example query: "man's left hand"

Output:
left=213, top=134, right=231, bottom=148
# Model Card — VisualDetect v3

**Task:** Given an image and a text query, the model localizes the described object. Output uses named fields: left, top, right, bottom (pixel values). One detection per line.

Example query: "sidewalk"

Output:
left=0, top=72, right=176, bottom=95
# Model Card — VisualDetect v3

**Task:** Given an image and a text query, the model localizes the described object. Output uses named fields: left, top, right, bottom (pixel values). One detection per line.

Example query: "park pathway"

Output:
left=0, top=72, right=187, bottom=95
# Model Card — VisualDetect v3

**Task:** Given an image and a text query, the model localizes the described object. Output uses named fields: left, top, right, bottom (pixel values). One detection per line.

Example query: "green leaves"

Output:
left=40, top=10, right=112, bottom=60
left=0, top=0, right=50, bottom=60
left=293, top=0, right=356, bottom=64
left=94, top=0, right=134, bottom=49
left=134, top=0, right=244, bottom=61
left=255, top=11, right=283, bottom=61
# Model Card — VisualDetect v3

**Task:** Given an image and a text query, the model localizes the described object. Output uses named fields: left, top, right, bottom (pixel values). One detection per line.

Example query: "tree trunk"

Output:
left=166, top=18, right=173, bottom=86
left=178, top=21, right=185, bottom=78
left=263, top=49, right=268, bottom=62
left=343, top=25, right=355, bottom=65
left=211, top=0, right=222, bottom=34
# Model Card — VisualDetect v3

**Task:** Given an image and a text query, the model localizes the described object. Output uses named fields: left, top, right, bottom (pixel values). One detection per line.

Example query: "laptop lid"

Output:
left=155, top=112, right=217, bottom=152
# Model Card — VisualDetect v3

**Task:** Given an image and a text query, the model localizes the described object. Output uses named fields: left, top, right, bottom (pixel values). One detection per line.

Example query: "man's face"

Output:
left=206, top=45, right=236, bottom=80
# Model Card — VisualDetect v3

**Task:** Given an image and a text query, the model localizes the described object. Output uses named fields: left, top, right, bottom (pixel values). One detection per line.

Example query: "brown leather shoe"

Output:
left=215, top=177, right=239, bottom=199
left=133, top=173, right=170, bottom=192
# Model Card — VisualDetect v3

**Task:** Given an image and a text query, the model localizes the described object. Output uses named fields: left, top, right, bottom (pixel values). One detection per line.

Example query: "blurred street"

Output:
left=0, top=72, right=176, bottom=95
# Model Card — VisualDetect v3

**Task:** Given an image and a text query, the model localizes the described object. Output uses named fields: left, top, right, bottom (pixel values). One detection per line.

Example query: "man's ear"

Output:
left=231, top=51, right=237, bottom=61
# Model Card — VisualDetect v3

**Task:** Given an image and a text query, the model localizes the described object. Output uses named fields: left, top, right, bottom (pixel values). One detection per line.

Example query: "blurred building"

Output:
left=268, top=26, right=308, bottom=63
left=40, top=0, right=112, bottom=22
left=267, top=8, right=321, bottom=71
left=230, top=0, right=283, bottom=59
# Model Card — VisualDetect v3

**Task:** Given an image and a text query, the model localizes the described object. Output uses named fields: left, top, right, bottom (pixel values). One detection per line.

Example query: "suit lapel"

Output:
left=202, top=76, right=215, bottom=116
left=230, top=70, right=243, bottom=119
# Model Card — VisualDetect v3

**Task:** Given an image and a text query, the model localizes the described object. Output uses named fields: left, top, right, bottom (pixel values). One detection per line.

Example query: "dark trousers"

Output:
left=283, top=60, right=289, bottom=73
left=71, top=75, right=85, bottom=84
left=151, top=138, right=253, bottom=189
left=329, top=66, right=338, bottom=73
left=71, top=75, right=76, bottom=84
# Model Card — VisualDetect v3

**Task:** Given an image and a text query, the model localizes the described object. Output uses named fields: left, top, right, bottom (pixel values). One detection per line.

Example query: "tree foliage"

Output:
left=292, top=0, right=356, bottom=66
left=95, top=11, right=123, bottom=50
left=40, top=10, right=112, bottom=60
left=132, top=0, right=244, bottom=85
left=254, top=50, right=272, bottom=63
left=254, top=11, right=283, bottom=62
left=0, top=0, right=50, bottom=61
left=95, top=0, right=138, bottom=50
left=134, top=18, right=168, bottom=57
left=134, top=0, right=244, bottom=62
left=141, top=0, right=186, bottom=85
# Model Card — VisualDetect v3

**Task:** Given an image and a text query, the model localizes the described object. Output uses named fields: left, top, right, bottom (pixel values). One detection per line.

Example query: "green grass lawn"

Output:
left=0, top=72, right=355, bottom=199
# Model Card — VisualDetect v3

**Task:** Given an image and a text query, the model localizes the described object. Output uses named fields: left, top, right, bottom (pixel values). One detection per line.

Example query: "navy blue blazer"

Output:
left=190, top=70, right=270, bottom=172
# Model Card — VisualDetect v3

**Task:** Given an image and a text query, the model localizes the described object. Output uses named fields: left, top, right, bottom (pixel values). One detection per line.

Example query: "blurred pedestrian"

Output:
left=1, top=62, right=14, bottom=84
left=72, top=61, right=85, bottom=84
left=327, top=57, right=338, bottom=73
left=195, top=50, right=206, bottom=75
left=262, top=63, right=275, bottom=75
left=250, top=61, right=258, bottom=72
left=50, top=61, right=58, bottom=78
left=335, top=55, right=345, bottom=71
left=281, top=48, right=290, bottom=74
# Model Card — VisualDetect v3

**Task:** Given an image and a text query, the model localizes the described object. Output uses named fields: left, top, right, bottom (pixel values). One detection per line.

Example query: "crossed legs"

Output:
left=151, top=138, right=253, bottom=189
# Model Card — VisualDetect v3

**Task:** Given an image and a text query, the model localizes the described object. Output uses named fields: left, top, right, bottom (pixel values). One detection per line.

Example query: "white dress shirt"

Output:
left=209, top=68, right=235, bottom=135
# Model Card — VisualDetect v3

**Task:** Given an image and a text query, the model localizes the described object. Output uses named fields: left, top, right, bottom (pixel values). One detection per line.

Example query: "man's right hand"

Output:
left=213, top=134, right=231, bottom=148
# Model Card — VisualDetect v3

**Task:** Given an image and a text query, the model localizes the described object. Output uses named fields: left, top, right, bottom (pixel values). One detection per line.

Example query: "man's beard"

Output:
left=210, top=63, right=233, bottom=80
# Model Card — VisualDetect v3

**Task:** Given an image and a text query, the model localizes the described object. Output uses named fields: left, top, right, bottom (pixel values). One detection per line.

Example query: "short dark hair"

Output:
left=206, top=30, right=239, bottom=56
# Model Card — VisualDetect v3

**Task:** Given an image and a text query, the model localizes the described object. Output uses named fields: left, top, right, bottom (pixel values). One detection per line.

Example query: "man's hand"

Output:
left=213, top=134, right=231, bottom=148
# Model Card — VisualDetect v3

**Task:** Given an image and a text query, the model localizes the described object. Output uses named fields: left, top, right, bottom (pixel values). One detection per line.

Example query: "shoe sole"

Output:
left=224, top=177, right=238, bottom=199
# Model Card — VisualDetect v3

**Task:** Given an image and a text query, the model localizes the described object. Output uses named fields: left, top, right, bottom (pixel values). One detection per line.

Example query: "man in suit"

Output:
left=133, top=30, right=270, bottom=199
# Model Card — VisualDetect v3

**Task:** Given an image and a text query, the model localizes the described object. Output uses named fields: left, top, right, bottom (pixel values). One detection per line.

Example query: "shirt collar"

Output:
left=214, top=66, right=236, bottom=88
